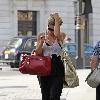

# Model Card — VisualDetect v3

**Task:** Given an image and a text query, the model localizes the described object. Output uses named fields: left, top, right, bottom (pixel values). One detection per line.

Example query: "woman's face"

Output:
left=48, top=25, right=54, bottom=36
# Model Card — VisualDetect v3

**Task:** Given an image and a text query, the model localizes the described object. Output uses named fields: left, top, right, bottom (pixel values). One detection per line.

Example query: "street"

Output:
left=0, top=68, right=42, bottom=100
left=0, top=65, right=67, bottom=100
left=0, top=65, right=96, bottom=100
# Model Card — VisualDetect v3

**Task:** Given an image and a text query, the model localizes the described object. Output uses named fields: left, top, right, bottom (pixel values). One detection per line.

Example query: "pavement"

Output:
left=0, top=66, right=96, bottom=100
left=65, top=69, right=96, bottom=100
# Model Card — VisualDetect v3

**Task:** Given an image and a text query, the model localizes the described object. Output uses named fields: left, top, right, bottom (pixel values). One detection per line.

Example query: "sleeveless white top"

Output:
left=43, top=40, right=62, bottom=57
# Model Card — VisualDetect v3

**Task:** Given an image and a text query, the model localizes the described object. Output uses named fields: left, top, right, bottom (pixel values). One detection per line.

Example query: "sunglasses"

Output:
left=48, top=28, right=54, bottom=31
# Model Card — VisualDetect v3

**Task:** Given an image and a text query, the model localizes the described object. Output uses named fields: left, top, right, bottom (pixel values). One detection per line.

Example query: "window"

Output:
left=68, top=45, right=76, bottom=53
left=18, top=11, right=37, bottom=36
left=9, top=38, right=22, bottom=48
left=23, top=39, right=35, bottom=52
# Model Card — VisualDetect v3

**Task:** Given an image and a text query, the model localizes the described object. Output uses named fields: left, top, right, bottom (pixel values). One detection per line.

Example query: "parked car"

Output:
left=63, top=42, right=94, bottom=68
left=0, top=36, right=37, bottom=68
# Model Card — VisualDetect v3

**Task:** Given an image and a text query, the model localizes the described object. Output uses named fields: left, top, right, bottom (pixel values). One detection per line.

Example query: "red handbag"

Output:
left=19, top=54, right=51, bottom=76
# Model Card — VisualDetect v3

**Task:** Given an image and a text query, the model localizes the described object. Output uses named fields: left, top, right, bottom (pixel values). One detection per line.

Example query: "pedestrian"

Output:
left=90, top=41, right=100, bottom=100
left=35, top=13, right=66, bottom=100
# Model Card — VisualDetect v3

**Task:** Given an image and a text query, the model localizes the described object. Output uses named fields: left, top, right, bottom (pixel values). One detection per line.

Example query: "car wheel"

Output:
left=10, top=62, right=19, bottom=68
left=10, top=65, right=15, bottom=68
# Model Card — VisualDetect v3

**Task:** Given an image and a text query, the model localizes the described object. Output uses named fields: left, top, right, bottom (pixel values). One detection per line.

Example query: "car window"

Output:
left=67, top=45, right=76, bottom=52
left=23, top=39, right=36, bottom=52
left=84, top=45, right=94, bottom=53
left=9, top=38, right=22, bottom=48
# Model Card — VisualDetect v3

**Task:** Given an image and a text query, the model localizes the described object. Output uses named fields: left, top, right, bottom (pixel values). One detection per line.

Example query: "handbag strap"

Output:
left=31, top=50, right=36, bottom=55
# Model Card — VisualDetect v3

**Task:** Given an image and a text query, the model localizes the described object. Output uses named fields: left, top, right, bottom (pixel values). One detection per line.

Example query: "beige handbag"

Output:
left=85, top=67, right=100, bottom=88
left=61, top=49, right=79, bottom=88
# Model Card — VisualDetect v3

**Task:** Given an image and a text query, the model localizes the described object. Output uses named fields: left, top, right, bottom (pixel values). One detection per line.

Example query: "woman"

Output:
left=35, top=13, right=65, bottom=100
left=90, top=41, right=100, bottom=100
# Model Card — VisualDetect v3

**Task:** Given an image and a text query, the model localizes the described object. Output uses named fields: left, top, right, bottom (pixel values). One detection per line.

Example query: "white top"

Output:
left=43, top=40, right=62, bottom=57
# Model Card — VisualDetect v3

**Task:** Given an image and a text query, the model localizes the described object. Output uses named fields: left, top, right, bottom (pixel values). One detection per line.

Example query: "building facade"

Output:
left=0, top=0, right=99, bottom=51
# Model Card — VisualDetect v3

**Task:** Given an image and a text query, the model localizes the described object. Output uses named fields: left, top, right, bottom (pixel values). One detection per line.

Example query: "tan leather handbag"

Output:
left=61, top=49, right=79, bottom=88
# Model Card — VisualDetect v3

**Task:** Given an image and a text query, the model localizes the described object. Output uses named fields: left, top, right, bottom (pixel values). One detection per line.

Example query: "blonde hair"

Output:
left=48, top=14, right=63, bottom=26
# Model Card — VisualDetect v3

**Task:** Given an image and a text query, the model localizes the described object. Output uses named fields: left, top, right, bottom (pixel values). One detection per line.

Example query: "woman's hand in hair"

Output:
left=53, top=13, right=60, bottom=22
